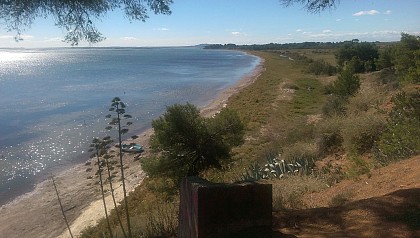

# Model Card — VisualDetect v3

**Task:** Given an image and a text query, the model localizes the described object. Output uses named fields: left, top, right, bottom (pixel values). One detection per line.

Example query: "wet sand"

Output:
left=0, top=54, right=264, bottom=238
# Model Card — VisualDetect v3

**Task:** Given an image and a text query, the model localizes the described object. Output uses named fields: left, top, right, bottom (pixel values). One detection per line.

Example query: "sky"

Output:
left=0, top=0, right=419, bottom=48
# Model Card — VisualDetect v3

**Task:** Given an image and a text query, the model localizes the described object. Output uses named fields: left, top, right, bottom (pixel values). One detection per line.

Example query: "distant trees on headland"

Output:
left=204, top=41, right=340, bottom=50
left=206, top=33, right=420, bottom=81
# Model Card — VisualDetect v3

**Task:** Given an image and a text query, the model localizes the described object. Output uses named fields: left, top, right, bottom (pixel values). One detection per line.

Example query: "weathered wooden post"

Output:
left=178, top=177, right=272, bottom=238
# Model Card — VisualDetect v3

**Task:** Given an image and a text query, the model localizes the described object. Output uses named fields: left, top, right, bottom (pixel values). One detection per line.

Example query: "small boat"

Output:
left=121, top=143, right=144, bottom=153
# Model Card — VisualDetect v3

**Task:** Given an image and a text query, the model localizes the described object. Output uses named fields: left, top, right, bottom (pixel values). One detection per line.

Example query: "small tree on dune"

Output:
left=144, top=103, right=244, bottom=183
left=331, top=68, right=361, bottom=99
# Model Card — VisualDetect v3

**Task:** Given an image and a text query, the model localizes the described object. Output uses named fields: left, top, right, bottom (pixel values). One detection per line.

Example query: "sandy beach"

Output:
left=0, top=54, right=264, bottom=238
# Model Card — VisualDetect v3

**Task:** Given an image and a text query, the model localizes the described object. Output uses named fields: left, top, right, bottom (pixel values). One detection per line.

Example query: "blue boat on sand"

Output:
left=121, top=143, right=144, bottom=153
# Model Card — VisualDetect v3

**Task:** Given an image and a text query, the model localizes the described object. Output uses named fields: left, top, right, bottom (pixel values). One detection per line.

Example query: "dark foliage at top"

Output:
left=0, top=0, right=340, bottom=45
left=279, top=0, right=338, bottom=13
left=0, top=0, right=173, bottom=45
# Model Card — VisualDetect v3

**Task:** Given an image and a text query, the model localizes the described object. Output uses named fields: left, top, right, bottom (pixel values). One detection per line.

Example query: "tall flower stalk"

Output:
left=89, top=137, right=113, bottom=237
left=105, top=97, right=133, bottom=238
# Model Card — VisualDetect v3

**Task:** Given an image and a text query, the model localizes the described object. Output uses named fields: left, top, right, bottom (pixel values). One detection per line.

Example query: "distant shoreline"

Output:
left=0, top=51, right=264, bottom=238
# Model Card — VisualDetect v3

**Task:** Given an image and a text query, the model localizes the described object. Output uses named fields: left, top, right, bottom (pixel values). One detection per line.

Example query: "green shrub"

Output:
left=282, top=142, right=318, bottom=163
left=336, top=41, right=379, bottom=72
left=307, top=59, right=337, bottom=76
left=322, top=69, right=362, bottom=116
left=375, top=91, right=420, bottom=163
left=331, top=68, right=361, bottom=98
left=378, top=68, right=399, bottom=87
left=392, top=33, right=420, bottom=83
left=285, top=124, right=316, bottom=144
left=316, top=116, right=343, bottom=156
left=346, top=85, right=386, bottom=115
left=322, top=95, right=347, bottom=116
left=149, top=104, right=245, bottom=182
left=341, top=113, right=386, bottom=155
left=346, top=155, right=372, bottom=177
left=347, top=56, right=365, bottom=73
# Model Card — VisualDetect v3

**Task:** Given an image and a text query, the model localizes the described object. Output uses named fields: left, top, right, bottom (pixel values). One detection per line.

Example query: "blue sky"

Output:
left=1, top=0, right=419, bottom=47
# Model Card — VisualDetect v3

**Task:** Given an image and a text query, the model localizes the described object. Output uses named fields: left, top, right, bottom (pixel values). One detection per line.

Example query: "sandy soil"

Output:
left=273, top=155, right=420, bottom=238
left=0, top=55, right=264, bottom=238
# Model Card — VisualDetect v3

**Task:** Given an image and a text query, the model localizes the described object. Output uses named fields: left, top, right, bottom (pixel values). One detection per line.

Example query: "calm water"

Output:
left=0, top=47, right=260, bottom=205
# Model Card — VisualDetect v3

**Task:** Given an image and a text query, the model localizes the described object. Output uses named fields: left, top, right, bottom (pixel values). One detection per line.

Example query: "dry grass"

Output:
left=270, top=176, right=327, bottom=211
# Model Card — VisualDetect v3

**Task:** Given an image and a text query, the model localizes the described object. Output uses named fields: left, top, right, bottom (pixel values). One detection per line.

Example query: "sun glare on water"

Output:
left=0, top=51, right=33, bottom=63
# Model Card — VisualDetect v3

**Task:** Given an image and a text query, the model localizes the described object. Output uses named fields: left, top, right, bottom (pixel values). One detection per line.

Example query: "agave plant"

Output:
left=241, top=153, right=315, bottom=181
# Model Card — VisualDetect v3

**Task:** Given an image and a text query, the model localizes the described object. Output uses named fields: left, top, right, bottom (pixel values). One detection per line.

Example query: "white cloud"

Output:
left=293, top=30, right=411, bottom=43
left=7, top=34, right=34, bottom=40
left=353, top=10, right=380, bottom=16
left=0, top=35, right=14, bottom=39
left=336, top=19, right=342, bottom=22
left=384, top=10, right=392, bottom=15
left=42, top=37, right=63, bottom=42
left=296, top=29, right=303, bottom=32
left=231, top=31, right=247, bottom=36
left=372, top=30, right=400, bottom=36
left=121, top=36, right=137, bottom=41
left=323, top=29, right=332, bottom=33
left=154, top=27, right=169, bottom=31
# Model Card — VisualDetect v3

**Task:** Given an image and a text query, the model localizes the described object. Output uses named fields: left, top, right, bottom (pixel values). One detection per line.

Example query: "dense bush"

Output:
left=341, top=113, right=386, bottom=155
left=336, top=41, right=379, bottom=73
left=376, top=46, right=394, bottom=70
left=307, top=59, right=337, bottom=76
left=378, top=68, right=399, bottom=87
left=322, top=95, right=347, bottom=116
left=316, top=116, right=343, bottom=156
left=376, top=33, right=420, bottom=84
left=375, top=91, right=420, bottom=163
left=392, top=33, right=420, bottom=83
left=322, top=68, right=361, bottom=117
left=346, top=56, right=365, bottom=73
left=330, top=68, right=361, bottom=98
left=282, top=142, right=318, bottom=162
left=144, top=104, right=245, bottom=183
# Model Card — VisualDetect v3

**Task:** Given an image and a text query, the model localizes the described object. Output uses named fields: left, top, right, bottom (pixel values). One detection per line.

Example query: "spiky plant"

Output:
left=241, top=154, right=315, bottom=181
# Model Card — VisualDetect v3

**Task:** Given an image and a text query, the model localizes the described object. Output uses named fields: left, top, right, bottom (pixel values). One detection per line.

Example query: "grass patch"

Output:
left=228, top=51, right=327, bottom=171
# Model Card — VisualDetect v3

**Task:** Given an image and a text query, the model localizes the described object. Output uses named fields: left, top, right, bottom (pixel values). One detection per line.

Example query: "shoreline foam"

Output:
left=0, top=53, right=264, bottom=238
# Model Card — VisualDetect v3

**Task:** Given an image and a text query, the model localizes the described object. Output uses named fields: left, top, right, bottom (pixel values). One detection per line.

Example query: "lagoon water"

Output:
left=0, top=47, right=259, bottom=206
